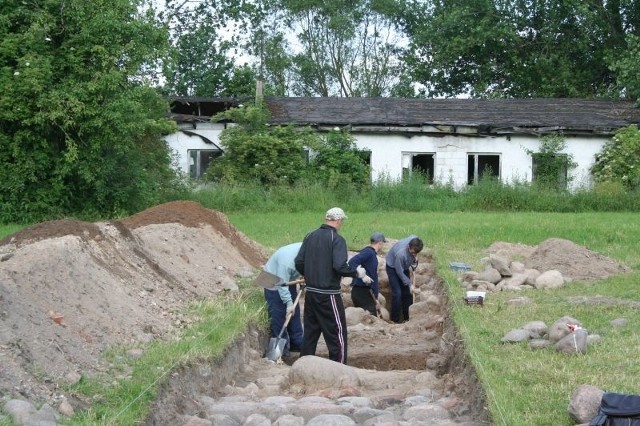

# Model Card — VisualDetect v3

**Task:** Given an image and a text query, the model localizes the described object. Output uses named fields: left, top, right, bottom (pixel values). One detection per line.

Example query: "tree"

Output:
left=592, top=125, right=640, bottom=190
left=206, top=103, right=312, bottom=185
left=252, top=0, right=411, bottom=97
left=0, top=0, right=179, bottom=223
left=159, top=0, right=262, bottom=97
left=393, top=0, right=637, bottom=98
left=609, top=34, right=640, bottom=101
left=206, top=103, right=370, bottom=187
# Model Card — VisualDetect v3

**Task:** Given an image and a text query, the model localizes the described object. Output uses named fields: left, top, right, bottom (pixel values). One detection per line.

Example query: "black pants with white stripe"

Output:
left=301, top=290, right=348, bottom=364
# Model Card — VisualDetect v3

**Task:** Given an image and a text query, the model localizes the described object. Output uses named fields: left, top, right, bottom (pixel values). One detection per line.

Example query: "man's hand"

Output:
left=362, top=275, right=373, bottom=284
left=286, top=302, right=295, bottom=315
left=356, top=266, right=367, bottom=279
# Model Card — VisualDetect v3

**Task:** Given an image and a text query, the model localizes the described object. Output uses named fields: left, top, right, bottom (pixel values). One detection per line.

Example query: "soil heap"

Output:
left=0, top=201, right=268, bottom=405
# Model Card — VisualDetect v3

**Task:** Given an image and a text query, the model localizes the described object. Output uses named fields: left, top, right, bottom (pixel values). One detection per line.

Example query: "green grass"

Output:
left=0, top=224, right=26, bottom=240
left=228, top=210, right=640, bottom=426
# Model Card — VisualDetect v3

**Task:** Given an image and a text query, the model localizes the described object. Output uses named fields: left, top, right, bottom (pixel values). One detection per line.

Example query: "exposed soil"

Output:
left=1, top=202, right=627, bottom=424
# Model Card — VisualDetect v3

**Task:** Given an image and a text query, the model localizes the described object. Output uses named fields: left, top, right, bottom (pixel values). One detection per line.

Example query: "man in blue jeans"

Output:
left=385, top=235, right=424, bottom=323
left=263, top=242, right=304, bottom=357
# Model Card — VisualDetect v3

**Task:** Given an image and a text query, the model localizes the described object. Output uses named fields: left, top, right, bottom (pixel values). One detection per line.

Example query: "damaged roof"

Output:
left=265, top=97, right=640, bottom=136
left=169, top=96, right=640, bottom=136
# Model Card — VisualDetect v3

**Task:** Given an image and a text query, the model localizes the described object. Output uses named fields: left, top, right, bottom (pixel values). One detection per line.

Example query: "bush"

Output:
left=592, top=124, right=640, bottom=190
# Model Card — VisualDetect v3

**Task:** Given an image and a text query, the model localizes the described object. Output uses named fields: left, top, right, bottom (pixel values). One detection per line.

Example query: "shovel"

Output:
left=369, top=288, right=381, bottom=318
left=254, top=269, right=304, bottom=289
left=266, top=286, right=304, bottom=362
left=410, top=266, right=417, bottom=304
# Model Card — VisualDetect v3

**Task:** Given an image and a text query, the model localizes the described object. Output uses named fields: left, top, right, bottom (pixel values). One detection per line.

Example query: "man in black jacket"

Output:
left=295, top=207, right=368, bottom=364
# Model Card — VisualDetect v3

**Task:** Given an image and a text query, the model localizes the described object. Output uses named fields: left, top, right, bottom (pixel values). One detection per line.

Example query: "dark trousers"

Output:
left=301, top=291, right=348, bottom=364
left=264, top=287, right=303, bottom=352
left=386, top=265, right=413, bottom=323
left=351, top=286, right=377, bottom=315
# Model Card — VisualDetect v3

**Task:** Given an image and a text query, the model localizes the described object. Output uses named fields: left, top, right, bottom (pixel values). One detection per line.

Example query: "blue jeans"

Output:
left=264, top=286, right=303, bottom=353
left=386, top=266, right=413, bottom=323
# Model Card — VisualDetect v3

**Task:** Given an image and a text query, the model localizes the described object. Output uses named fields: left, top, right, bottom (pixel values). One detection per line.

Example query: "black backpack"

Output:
left=590, top=392, right=640, bottom=426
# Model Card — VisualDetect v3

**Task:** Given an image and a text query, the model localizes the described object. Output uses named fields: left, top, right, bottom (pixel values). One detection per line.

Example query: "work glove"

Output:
left=362, top=275, right=373, bottom=284
left=286, top=302, right=295, bottom=316
left=356, top=266, right=367, bottom=279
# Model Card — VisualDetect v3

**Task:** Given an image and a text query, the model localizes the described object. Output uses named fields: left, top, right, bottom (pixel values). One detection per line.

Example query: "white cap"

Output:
left=325, top=207, right=347, bottom=221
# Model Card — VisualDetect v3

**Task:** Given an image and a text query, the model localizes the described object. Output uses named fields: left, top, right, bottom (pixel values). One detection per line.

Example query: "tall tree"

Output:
left=393, top=0, right=639, bottom=98
left=0, top=0, right=178, bottom=223
left=253, top=0, right=411, bottom=97
left=159, top=0, right=262, bottom=96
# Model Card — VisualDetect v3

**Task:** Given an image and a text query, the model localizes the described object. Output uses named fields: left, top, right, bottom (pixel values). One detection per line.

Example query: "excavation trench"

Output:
left=145, top=271, right=490, bottom=426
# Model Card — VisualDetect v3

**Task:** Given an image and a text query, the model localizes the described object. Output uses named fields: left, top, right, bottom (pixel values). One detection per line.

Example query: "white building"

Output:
left=166, top=96, right=640, bottom=189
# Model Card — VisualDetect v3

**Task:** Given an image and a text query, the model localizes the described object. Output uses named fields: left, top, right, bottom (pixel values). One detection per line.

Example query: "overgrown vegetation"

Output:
left=174, top=174, right=640, bottom=215
left=524, top=133, right=577, bottom=190
left=0, top=0, right=186, bottom=224
left=205, top=103, right=371, bottom=190
left=592, top=124, right=640, bottom=191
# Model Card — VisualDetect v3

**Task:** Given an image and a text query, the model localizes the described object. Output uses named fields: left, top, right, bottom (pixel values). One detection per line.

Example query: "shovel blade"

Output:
left=253, top=270, right=283, bottom=289
left=266, top=337, right=287, bottom=362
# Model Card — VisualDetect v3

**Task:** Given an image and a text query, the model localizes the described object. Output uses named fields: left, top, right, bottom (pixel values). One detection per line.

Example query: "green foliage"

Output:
left=205, top=104, right=371, bottom=189
left=254, top=0, right=411, bottom=96
left=394, top=0, right=632, bottom=98
left=206, top=103, right=311, bottom=185
left=159, top=0, right=261, bottom=97
left=172, top=176, right=640, bottom=216
left=592, top=125, right=640, bottom=190
left=0, top=0, right=181, bottom=223
left=609, top=34, right=640, bottom=100
left=525, top=133, right=577, bottom=190
left=306, top=130, right=371, bottom=191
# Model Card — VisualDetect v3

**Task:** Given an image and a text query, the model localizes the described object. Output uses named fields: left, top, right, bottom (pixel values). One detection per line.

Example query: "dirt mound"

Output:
left=525, top=238, right=631, bottom=282
left=487, top=238, right=630, bottom=282
left=0, top=201, right=268, bottom=404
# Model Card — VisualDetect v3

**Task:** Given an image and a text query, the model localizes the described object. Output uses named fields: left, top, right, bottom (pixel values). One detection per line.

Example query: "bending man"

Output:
left=263, top=242, right=304, bottom=358
left=385, top=235, right=424, bottom=323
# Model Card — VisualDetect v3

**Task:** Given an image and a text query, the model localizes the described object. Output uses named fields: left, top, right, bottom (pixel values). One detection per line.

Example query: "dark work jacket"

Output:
left=295, top=224, right=358, bottom=295
left=348, top=246, right=380, bottom=298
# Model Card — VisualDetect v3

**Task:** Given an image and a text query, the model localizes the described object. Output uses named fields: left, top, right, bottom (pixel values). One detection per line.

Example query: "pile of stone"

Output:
left=500, top=315, right=600, bottom=355
left=459, top=252, right=568, bottom=293
left=459, top=238, right=631, bottom=294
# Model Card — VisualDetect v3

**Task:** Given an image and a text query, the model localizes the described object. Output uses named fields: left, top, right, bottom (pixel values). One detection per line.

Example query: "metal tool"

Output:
left=253, top=269, right=304, bottom=289
left=265, top=286, right=304, bottom=362
left=369, top=288, right=381, bottom=318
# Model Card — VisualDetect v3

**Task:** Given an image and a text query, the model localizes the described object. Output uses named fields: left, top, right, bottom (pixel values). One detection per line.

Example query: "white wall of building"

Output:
left=353, top=132, right=605, bottom=190
left=164, top=122, right=226, bottom=176
left=165, top=124, right=607, bottom=190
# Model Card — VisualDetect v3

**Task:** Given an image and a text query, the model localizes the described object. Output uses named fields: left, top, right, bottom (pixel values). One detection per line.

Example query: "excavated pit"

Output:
left=145, top=270, right=490, bottom=426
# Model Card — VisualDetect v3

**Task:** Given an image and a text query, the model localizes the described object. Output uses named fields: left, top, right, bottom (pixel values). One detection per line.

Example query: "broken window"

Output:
left=467, top=154, right=500, bottom=185
left=532, top=153, right=568, bottom=189
left=188, top=150, right=222, bottom=179
left=402, top=153, right=435, bottom=184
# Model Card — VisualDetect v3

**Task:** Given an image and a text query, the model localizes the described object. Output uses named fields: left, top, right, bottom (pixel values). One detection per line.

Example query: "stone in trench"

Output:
left=289, top=355, right=360, bottom=389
